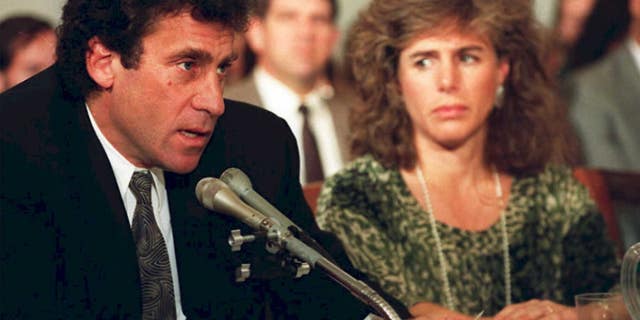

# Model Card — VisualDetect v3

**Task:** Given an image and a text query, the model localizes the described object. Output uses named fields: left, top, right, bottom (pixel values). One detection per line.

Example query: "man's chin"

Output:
left=163, top=157, right=202, bottom=174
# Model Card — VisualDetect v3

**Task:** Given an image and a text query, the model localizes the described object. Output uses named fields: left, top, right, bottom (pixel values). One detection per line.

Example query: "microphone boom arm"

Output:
left=263, top=222, right=401, bottom=320
left=315, top=257, right=401, bottom=320
left=196, top=177, right=401, bottom=320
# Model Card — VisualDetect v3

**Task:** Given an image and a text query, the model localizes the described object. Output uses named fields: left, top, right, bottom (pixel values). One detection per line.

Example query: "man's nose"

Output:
left=295, top=17, right=316, bottom=39
left=192, top=76, right=225, bottom=116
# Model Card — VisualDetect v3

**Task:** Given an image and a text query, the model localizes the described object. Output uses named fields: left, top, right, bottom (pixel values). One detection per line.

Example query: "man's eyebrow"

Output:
left=169, top=48, right=214, bottom=64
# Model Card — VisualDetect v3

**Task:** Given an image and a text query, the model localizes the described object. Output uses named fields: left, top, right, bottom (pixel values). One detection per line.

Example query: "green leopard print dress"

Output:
left=316, top=154, right=619, bottom=316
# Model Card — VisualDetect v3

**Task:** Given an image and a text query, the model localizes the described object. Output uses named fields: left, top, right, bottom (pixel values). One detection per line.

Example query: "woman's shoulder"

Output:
left=326, top=154, right=395, bottom=187
left=319, top=154, right=402, bottom=208
left=514, top=165, right=578, bottom=189
left=512, top=165, right=596, bottom=217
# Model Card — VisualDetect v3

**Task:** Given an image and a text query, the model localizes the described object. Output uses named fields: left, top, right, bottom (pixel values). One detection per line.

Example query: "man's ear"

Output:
left=85, top=36, right=116, bottom=89
left=244, top=17, right=265, bottom=55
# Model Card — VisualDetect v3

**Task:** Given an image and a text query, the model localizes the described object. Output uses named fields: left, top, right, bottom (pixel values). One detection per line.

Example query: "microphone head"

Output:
left=220, top=167, right=253, bottom=194
left=195, top=176, right=271, bottom=231
left=196, top=177, right=227, bottom=210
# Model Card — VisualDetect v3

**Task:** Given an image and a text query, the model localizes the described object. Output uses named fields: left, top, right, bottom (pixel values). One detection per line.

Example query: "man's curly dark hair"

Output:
left=56, top=0, right=251, bottom=100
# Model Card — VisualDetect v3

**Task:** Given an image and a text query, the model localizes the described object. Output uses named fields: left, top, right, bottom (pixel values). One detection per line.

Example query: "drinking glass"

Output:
left=621, top=242, right=640, bottom=320
left=575, top=292, right=631, bottom=320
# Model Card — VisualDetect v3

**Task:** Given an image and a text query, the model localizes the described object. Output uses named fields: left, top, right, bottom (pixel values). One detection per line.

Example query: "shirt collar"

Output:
left=254, top=67, right=300, bottom=113
left=85, top=103, right=165, bottom=199
left=254, top=66, right=334, bottom=112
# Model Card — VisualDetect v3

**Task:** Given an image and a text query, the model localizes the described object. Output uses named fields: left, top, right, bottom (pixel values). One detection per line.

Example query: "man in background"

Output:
left=0, top=15, right=56, bottom=92
left=568, top=0, right=639, bottom=172
left=0, top=0, right=372, bottom=318
left=567, top=0, right=640, bottom=248
left=225, top=0, right=356, bottom=184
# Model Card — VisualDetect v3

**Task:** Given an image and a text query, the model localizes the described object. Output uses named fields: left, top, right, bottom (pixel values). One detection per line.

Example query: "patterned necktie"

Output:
left=129, top=171, right=176, bottom=320
left=299, top=104, right=325, bottom=183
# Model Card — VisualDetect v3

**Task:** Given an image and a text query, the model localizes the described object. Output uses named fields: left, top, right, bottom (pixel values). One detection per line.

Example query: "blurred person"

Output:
left=557, top=0, right=597, bottom=46
left=546, top=0, right=631, bottom=78
left=316, top=0, right=619, bottom=319
left=0, top=15, right=56, bottom=91
left=0, top=0, right=375, bottom=318
left=224, top=0, right=358, bottom=184
left=543, top=0, right=595, bottom=76
left=225, top=31, right=255, bottom=84
left=563, top=0, right=630, bottom=72
left=567, top=0, right=640, bottom=249
left=567, top=0, right=639, bottom=172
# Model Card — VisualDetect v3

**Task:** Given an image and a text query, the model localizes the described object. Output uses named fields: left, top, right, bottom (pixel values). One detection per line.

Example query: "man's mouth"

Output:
left=179, top=129, right=208, bottom=138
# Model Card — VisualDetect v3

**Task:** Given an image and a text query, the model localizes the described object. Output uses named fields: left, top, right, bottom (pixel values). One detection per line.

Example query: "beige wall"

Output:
left=1, top=0, right=556, bottom=29
left=0, top=0, right=66, bottom=25
left=0, top=0, right=371, bottom=30
left=335, top=0, right=370, bottom=60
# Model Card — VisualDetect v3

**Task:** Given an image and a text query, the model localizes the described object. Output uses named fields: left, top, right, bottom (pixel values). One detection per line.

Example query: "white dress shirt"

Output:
left=86, top=105, right=186, bottom=319
left=253, top=67, right=344, bottom=184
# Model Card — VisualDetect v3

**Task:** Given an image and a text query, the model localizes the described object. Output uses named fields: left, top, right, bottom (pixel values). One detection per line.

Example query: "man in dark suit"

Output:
left=0, top=0, right=375, bottom=318
left=224, top=0, right=357, bottom=185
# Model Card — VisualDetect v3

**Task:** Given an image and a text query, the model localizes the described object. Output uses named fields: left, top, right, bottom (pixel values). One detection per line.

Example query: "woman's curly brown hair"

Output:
left=346, top=0, right=576, bottom=175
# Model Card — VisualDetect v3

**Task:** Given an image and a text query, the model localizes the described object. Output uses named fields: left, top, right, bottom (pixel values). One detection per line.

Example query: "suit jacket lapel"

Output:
left=325, top=94, right=352, bottom=163
left=55, top=100, right=141, bottom=315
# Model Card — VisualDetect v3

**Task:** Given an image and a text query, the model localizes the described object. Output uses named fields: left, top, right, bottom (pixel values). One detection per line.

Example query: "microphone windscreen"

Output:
left=220, top=167, right=252, bottom=195
left=195, top=177, right=222, bottom=210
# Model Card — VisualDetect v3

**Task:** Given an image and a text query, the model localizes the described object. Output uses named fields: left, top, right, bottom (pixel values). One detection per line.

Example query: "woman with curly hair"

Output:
left=316, top=0, right=619, bottom=319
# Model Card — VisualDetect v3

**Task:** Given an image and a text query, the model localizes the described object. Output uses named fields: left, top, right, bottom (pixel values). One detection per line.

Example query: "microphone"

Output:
left=195, top=177, right=274, bottom=231
left=220, top=168, right=300, bottom=230
left=220, top=168, right=330, bottom=262
left=195, top=177, right=324, bottom=264
left=195, top=177, right=402, bottom=320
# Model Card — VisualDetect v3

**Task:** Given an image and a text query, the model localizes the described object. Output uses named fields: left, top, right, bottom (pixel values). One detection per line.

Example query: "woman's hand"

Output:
left=493, top=299, right=577, bottom=320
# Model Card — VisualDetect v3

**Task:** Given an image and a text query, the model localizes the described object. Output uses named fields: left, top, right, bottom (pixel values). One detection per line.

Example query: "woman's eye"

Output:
left=178, top=61, right=195, bottom=71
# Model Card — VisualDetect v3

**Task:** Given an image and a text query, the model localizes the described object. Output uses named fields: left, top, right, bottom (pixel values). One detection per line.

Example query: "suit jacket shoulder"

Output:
left=224, top=75, right=263, bottom=107
left=568, top=45, right=640, bottom=170
left=325, top=83, right=360, bottom=162
left=1, top=66, right=142, bottom=318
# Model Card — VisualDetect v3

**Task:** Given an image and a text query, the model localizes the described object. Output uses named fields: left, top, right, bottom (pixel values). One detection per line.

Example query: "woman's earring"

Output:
left=494, top=85, right=505, bottom=109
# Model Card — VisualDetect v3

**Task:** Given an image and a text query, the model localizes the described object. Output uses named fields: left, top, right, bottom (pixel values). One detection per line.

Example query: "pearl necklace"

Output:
left=415, top=165, right=512, bottom=311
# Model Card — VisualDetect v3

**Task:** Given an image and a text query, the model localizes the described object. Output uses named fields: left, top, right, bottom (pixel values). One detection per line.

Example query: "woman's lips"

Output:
left=433, top=104, right=468, bottom=118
